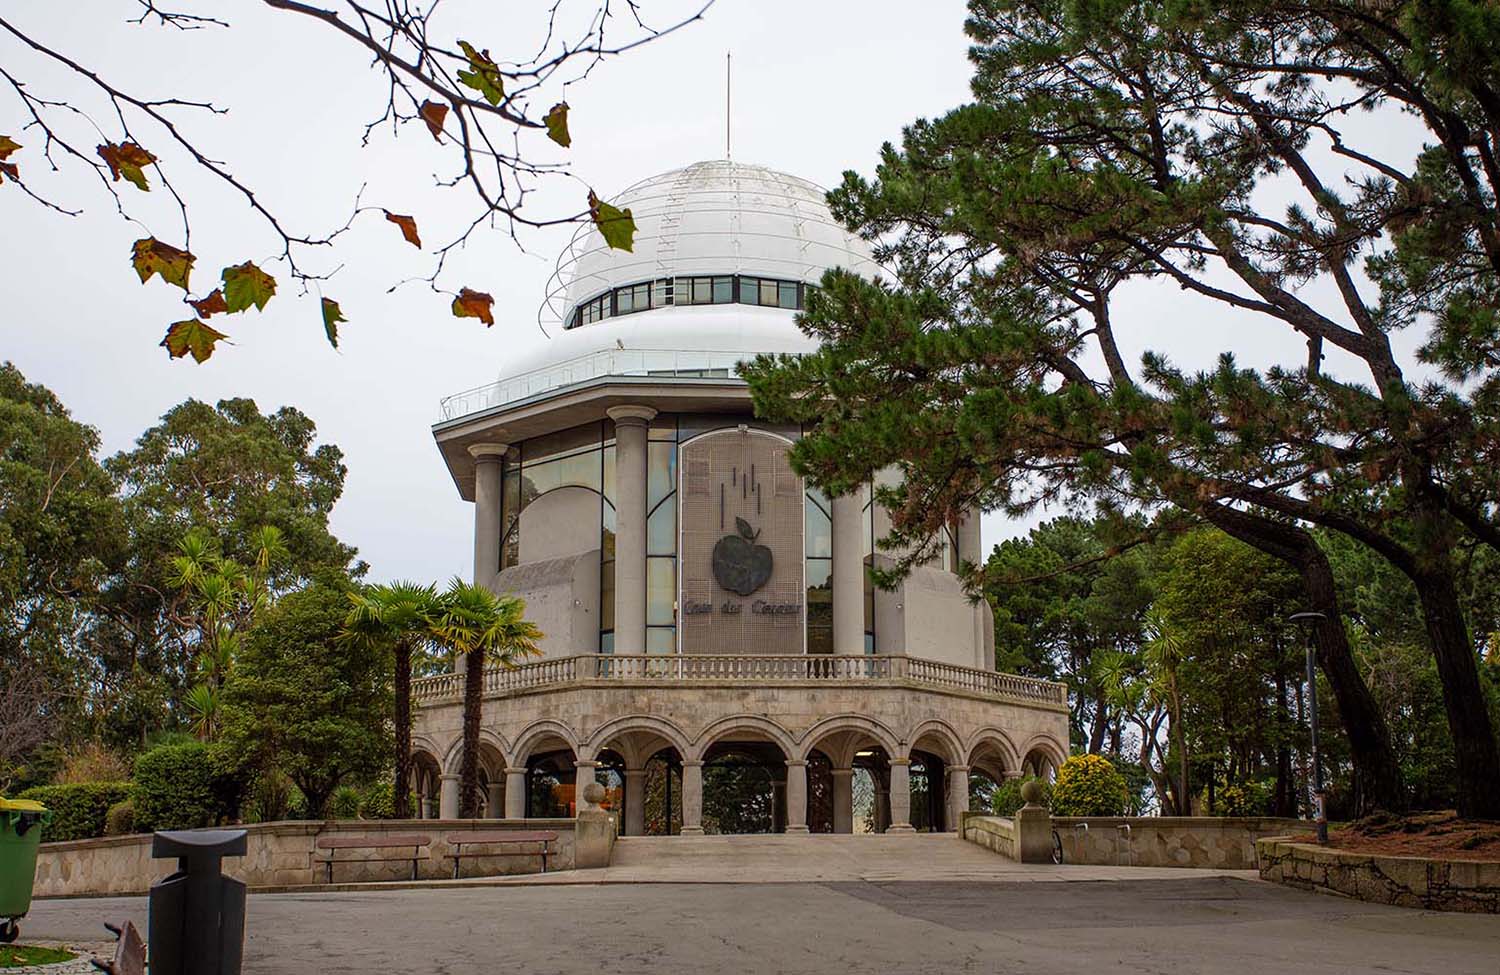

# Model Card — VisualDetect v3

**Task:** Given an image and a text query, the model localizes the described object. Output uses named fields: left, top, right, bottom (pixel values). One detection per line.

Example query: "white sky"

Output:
left=0, top=0, right=1434, bottom=583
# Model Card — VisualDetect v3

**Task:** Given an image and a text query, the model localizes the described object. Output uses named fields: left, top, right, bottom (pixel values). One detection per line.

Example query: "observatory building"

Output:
left=412, top=160, right=1068, bottom=835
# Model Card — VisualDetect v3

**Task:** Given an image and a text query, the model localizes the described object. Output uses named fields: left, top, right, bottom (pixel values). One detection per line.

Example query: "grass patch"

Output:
left=0, top=944, right=76, bottom=967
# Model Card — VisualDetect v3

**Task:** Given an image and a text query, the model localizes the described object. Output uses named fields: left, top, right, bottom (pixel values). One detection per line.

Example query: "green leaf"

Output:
left=131, top=238, right=195, bottom=290
left=160, top=319, right=229, bottom=363
left=544, top=102, right=571, bottom=147
left=589, top=191, right=636, bottom=252
left=321, top=298, right=346, bottom=348
left=456, top=40, right=505, bottom=106
left=221, top=261, right=277, bottom=313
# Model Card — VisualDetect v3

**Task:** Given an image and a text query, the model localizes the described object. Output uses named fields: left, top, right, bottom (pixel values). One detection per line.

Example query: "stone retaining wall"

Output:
left=1053, top=816, right=1304, bottom=869
left=1257, top=838, right=1500, bottom=913
left=33, top=819, right=579, bottom=898
left=960, top=812, right=1017, bottom=859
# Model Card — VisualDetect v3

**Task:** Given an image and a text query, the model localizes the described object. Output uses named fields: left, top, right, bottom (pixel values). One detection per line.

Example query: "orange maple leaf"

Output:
left=384, top=211, right=422, bottom=248
left=419, top=101, right=448, bottom=142
left=451, top=287, right=495, bottom=326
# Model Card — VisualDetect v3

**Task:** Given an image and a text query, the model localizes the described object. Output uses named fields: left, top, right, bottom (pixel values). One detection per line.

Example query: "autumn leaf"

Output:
left=97, top=142, right=157, bottom=192
left=190, top=289, right=228, bottom=318
left=321, top=297, right=346, bottom=348
left=0, top=162, right=16, bottom=185
left=384, top=211, right=422, bottom=248
left=419, top=101, right=448, bottom=142
left=451, top=287, right=495, bottom=326
left=221, top=261, right=277, bottom=313
left=0, top=136, right=18, bottom=161
left=589, top=191, right=636, bottom=252
left=131, top=238, right=195, bottom=290
left=456, top=40, right=505, bottom=106
left=160, top=319, right=228, bottom=363
left=544, top=102, right=571, bottom=148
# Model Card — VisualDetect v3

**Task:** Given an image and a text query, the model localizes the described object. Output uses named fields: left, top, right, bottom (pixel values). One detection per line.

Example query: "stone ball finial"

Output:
left=582, top=782, right=606, bottom=805
left=1020, top=779, right=1044, bottom=805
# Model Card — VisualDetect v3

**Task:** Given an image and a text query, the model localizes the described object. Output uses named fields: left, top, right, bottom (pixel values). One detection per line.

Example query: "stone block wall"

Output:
left=33, top=819, right=578, bottom=898
left=960, top=812, right=1016, bottom=859
left=1051, top=816, right=1304, bottom=869
left=1258, top=838, right=1500, bottom=913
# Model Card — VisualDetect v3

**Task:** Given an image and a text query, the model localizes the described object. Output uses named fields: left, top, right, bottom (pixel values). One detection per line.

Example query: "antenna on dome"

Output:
left=725, top=51, right=732, bottom=159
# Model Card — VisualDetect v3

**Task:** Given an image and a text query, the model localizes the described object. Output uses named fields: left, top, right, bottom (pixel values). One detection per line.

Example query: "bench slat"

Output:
left=316, top=834, right=431, bottom=850
left=446, top=830, right=558, bottom=845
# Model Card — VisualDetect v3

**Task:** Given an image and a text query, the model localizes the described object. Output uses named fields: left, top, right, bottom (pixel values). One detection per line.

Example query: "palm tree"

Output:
left=1143, top=612, right=1189, bottom=815
left=435, top=578, right=543, bottom=818
left=343, top=581, right=441, bottom=819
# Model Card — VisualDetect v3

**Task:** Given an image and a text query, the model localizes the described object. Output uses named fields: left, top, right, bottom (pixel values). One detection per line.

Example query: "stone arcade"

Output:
left=412, top=160, right=1069, bottom=835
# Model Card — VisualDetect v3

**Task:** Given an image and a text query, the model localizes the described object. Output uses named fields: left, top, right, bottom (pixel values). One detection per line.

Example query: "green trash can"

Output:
left=0, top=797, right=51, bottom=944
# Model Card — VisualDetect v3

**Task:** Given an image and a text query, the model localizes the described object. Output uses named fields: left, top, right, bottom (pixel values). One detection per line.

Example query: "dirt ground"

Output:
left=1293, top=810, right=1500, bottom=861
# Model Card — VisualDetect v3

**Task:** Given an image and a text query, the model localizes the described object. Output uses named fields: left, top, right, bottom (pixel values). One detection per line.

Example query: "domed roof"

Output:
left=485, top=160, right=878, bottom=387
left=558, top=159, right=877, bottom=314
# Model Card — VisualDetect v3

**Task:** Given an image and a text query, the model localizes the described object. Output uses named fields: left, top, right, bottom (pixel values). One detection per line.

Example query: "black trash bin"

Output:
left=148, top=829, right=247, bottom=975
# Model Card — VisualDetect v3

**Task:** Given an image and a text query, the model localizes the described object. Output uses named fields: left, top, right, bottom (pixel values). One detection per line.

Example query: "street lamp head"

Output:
left=1287, top=611, right=1327, bottom=626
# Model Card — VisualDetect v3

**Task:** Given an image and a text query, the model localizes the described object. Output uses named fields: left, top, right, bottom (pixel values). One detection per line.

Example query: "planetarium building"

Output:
left=411, top=160, right=1068, bottom=836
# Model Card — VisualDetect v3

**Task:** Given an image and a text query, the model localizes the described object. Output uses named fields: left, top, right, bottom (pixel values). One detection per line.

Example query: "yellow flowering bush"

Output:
left=1050, top=754, right=1129, bottom=816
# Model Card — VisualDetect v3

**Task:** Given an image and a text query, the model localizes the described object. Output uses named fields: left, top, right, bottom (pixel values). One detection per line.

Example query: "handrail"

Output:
left=437, top=348, right=784, bottom=421
left=412, top=653, right=1067, bottom=708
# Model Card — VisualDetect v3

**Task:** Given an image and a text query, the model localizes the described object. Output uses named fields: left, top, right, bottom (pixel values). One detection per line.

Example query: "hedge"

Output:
left=132, top=741, right=235, bottom=832
left=16, top=782, right=133, bottom=842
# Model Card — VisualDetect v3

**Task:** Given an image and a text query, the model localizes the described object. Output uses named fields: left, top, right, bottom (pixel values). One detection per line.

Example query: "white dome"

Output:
left=467, top=160, right=878, bottom=406
left=559, top=159, right=877, bottom=314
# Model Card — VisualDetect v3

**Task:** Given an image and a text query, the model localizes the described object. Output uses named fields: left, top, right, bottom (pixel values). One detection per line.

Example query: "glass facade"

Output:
left=495, top=414, right=885, bottom=656
left=564, top=274, right=810, bottom=329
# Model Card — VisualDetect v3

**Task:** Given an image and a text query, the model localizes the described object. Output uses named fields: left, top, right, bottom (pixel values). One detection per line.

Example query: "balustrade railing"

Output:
left=413, top=654, right=1066, bottom=707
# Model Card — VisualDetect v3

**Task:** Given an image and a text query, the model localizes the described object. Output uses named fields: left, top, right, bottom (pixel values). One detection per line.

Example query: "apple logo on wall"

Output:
left=712, top=517, right=773, bottom=596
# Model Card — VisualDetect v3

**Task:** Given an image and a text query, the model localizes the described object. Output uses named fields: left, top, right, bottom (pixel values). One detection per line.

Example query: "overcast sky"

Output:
left=1, top=0, right=1431, bottom=584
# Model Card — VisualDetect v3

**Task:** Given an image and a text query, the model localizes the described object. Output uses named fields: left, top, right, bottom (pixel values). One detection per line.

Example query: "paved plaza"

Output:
left=22, top=835, right=1500, bottom=974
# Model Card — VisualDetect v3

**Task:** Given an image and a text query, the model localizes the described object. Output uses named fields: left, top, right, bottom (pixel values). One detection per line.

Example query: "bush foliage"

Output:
left=17, top=782, right=132, bottom=842
left=104, top=798, right=136, bottom=836
left=132, top=741, right=239, bottom=832
left=991, top=776, right=1051, bottom=817
left=1050, top=755, right=1129, bottom=817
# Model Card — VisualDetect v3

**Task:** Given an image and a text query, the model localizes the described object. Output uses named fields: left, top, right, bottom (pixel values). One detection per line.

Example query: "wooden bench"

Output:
left=313, top=833, right=431, bottom=883
left=90, top=919, right=145, bottom=975
left=445, top=830, right=559, bottom=879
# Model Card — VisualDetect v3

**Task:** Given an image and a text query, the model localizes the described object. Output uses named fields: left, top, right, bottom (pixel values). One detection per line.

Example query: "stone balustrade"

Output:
left=413, top=654, right=1066, bottom=707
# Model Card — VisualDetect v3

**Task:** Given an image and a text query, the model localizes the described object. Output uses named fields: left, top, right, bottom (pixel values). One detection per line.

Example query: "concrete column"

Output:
left=946, top=765, right=970, bottom=833
left=956, top=505, right=982, bottom=570
left=831, top=768, right=854, bottom=834
left=438, top=773, right=460, bottom=820
left=873, top=779, right=889, bottom=832
left=420, top=797, right=435, bottom=819
left=886, top=759, right=914, bottom=833
left=831, top=490, right=866, bottom=655
left=607, top=406, right=656, bottom=653
left=504, top=767, right=527, bottom=819
left=623, top=769, right=647, bottom=836
left=485, top=779, right=505, bottom=820
left=575, top=760, right=600, bottom=813
left=784, top=760, right=809, bottom=834
left=681, top=760, right=705, bottom=835
left=469, top=443, right=508, bottom=592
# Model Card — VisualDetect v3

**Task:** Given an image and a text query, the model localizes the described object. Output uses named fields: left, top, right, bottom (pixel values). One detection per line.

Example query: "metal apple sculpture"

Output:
left=712, top=517, right=773, bottom=596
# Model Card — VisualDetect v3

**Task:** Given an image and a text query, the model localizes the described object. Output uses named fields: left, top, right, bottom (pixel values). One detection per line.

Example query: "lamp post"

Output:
left=1287, top=611, right=1328, bottom=844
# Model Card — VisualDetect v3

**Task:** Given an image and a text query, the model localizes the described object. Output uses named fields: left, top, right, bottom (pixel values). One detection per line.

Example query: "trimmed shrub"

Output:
left=1209, top=780, right=1273, bottom=817
left=991, top=776, right=1051, bottom=817
left=329, top=785, right=362, bottom=820
left=1050, top=754, right=1129, bottom=817
left=104, top=799, right=136, bottom=836
left=16, top=782, right=133, bottom=842
left=133, top=742, right=226, bottom=832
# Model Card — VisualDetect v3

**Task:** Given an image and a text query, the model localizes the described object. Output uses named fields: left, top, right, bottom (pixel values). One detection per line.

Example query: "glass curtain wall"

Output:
left=805, top=487, right=833, bottom=653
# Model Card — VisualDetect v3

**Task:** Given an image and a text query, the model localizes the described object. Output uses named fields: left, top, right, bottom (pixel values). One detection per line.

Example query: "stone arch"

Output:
left=688, top=713, right=797, bottom=762
left=409, top=739, right=444, bottom=819
left=904, top=718, right=965, bottom=764
left=441, top=728, right=511, bottom=774
left=677, top=425, right=797, bottom=450
left=511, top=719, right=582, bottom=765
left=965, top=727, right=1022, bottom=777
left=1019, top=734, right=1067, bottom=778
left=584, top=714, right=693, bottom=767
left=796, top=714, right=902, bottom=765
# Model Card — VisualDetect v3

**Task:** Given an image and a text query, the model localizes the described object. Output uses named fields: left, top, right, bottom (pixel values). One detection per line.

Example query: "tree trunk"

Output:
left=1172, top=684, right=1189, bottom=816
left=1414, top=568, right=1500, bottom=818
left=1088, top=693, right=1109, bottom=753
left=1273, top=667, right=1295, bottom=817
left=459, top=648, right=483, bottom=819
left=1200, top=504, right=1408, bottom=814
left=392, top=639, right=412, bottom=819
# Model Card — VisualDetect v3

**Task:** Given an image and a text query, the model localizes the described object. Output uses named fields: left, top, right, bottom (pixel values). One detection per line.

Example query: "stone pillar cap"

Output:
left=468, top=442, right=510, bottom=459
left=606, top=405, right=658, bottom=424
